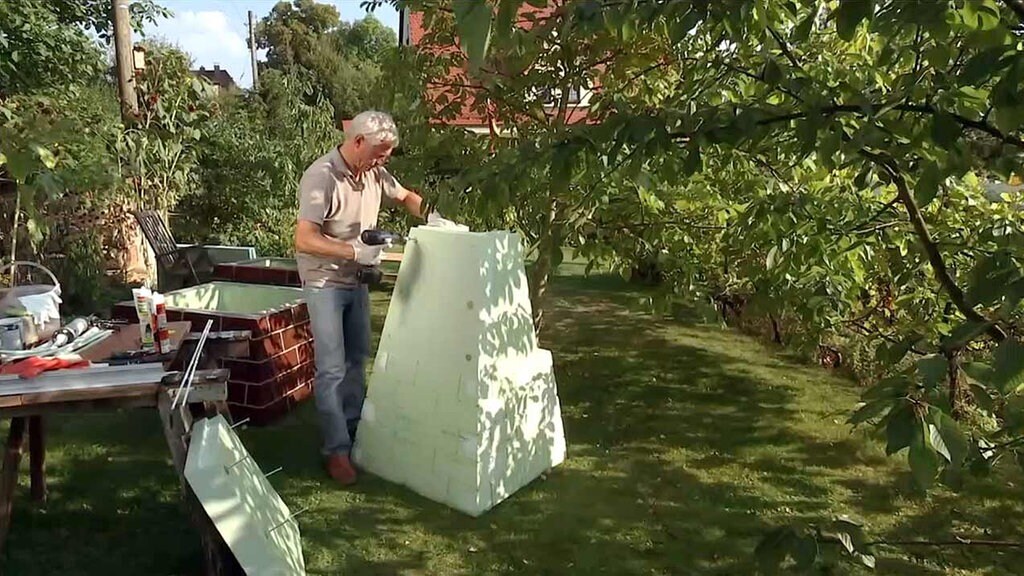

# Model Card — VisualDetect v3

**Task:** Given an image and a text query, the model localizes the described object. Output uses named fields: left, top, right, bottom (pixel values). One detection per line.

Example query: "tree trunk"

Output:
left=769, top=313, right=784, bottom=344
left=947, top=349, right=970, bottom=420
left=529, top=222, right=558, bottom=334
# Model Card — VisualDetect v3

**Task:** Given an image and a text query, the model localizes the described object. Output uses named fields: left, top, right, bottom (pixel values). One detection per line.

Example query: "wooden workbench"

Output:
left=0, top=322, right=244, bottom=574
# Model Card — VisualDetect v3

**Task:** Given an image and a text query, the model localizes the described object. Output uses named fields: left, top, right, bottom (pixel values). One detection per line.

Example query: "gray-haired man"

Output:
left=294, top=110, right=430, bottom=485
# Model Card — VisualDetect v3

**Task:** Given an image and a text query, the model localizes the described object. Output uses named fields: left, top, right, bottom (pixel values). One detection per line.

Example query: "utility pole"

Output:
left=112, top=0, right=139, bottom=123
left=248, top=10, right=260, bottom=90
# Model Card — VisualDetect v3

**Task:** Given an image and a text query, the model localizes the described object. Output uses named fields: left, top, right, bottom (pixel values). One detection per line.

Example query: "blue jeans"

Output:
left=304, top=284, right=371, bottom=457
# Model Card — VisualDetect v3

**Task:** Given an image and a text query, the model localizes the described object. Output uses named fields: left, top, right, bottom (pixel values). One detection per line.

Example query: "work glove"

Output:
left=348, top=239, right=383, bottom=266
left=426, top=211, right=469, bottom=231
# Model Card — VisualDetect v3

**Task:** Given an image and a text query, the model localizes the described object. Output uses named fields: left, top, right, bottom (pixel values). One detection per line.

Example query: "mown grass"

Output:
left=2, top=270, right=1024, bottom=575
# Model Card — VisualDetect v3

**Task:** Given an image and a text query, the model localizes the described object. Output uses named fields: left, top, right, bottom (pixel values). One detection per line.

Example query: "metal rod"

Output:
left=172, top=319, right=214, bottom=409
left=267, top=506, right=309, bottom=535
left=229, top=417, right=250, bottom=429
left=264, top=466, right=283, bottom=478
left=224, top=454, right=251, bottom=472
left=174, top=319, right=213, bottom=407
left=174, top=319, right=214, bottom=405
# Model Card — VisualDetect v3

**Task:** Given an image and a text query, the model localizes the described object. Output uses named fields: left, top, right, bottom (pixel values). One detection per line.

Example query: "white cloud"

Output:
left=141, top=10, right=253, bottom=87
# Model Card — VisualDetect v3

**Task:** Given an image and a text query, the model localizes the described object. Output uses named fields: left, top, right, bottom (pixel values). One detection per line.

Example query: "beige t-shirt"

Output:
left=295, top=147, right=402, bottom=288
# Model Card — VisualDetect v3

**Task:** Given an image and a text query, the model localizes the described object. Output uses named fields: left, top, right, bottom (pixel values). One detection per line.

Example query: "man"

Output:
left=295, top=110, right=436, bottom=485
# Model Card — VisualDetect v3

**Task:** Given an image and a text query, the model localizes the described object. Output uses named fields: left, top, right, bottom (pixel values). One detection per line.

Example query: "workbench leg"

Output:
left=0, top=417, right=27, bottom=557
left=157, top=393, right=243, bottom=576
left=28, top=416, right=45, bottom=502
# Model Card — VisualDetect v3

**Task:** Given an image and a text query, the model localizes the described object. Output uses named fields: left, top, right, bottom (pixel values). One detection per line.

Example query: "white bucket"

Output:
left=0, top=317, right=24, bottom=351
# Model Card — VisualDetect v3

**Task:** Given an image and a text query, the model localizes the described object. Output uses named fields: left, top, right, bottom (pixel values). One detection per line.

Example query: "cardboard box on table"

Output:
left=352, top=226, right=566, bottom=516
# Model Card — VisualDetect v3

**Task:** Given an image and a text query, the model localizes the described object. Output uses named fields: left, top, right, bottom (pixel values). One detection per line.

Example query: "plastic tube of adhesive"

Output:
left=132, top=287, right=155, bottom=351
left=151, top=292, right=170, bottom=354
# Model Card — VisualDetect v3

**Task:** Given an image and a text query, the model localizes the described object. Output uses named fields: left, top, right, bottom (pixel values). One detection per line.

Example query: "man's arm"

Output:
left=295, top=165, right=358, bottom=260
left=294, top=220, right=356, bottom=260
left=381, top=168, right=426, bottom=219
left=397, top=186, right=425, bottom=219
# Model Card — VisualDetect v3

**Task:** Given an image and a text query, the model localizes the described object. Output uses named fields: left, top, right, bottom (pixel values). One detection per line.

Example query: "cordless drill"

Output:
left=355, top=229, right=404, bottom=285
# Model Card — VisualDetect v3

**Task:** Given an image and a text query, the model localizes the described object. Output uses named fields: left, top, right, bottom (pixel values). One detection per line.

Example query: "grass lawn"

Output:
left=3, top=271, right=1024, bottom=575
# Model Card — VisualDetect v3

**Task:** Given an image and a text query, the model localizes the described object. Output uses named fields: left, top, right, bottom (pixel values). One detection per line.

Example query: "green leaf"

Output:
left=849, top=398, right=894, bottom=425
left=495, top=0, right=523, bottom=45
left=1006, top=394, right=1024, bottom=434
left=453, top=0, right=493, bottom=70
left=992, top=338, right=1024, bottom=393
left=32, top=145, right=56, bottom=170
left=670, top=8, right=702, bottom=43
left=886, top=402, right=915, bottom=455
left=819, top=126, right=842, bottom=170
left=966, top=251, right=1018, bottom=307
left=795, top=117, right=818, bottom=156
left=835, top=0, right=874, bottom=42
left=962, top=0, right=1001, bottom=30
left=863, top=375, right=911, bottom=401
left=793, top=10, right=815, bottom=42
left=909, top=417, right=941, bottom=489
left=928, top=422, right=951, bottom=462
left=755, top=526, right=795, bottom=572
left=876, top=333, right=922, bottom=365
left=0, top=152, right=6, bottom=165
left=925, top=45, right=952, bottom=69
left=914, top=161, right=941, bottom=208
left=916, top=355, right=948, bottom=390
left=941, top=319, right=993, bottom=351
left=931, top=112, right=961, bottom=148
left=793, top=534, right=818, bottom=570
left=958, top=47, right=1010, bottom=86
left=763, top=58, right=784, bottom=85
left=766, top=245, right=779, bottom=270
left=992, top=104, right=1024, bottom=134
left=621, top=17, right=636, bottom=42
left=933, top=409, right=969, bottom=467
left=970, top=382, right=995, bottom=412
left=682, top=143, right=702, bottom=175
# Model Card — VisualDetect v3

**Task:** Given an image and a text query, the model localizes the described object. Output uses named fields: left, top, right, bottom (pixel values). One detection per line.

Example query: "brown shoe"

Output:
left=325, top=453, right=357, bottom=486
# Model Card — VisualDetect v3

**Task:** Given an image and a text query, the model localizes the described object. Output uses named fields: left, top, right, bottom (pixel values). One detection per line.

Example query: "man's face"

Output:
left=355, top=136, right=394, bottom=170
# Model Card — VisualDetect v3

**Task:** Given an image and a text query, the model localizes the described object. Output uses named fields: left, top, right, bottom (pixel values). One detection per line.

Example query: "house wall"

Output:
left=406, top=8, right=594, bottom=131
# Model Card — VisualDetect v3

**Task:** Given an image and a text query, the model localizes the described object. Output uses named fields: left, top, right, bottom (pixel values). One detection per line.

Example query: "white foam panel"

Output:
left=353, top=227, right=566, bottom=516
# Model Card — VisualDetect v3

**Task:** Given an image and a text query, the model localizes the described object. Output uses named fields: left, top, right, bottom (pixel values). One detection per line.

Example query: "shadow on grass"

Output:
left=2, top=410, right=203, bottom=575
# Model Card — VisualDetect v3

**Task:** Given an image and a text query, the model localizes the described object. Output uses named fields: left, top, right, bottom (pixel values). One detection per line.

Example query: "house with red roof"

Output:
left=397, top=5, right=595, bottom=134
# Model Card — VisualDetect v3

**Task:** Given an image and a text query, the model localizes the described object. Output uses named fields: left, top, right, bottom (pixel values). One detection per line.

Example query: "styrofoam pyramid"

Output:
left=185, top=414, right=306, bottom=575
left=352, top=226, right=566, bottom=516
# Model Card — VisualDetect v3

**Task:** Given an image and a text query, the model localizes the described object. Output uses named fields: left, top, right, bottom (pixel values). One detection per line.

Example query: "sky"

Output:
left=138, top=1, right=400, bottom=88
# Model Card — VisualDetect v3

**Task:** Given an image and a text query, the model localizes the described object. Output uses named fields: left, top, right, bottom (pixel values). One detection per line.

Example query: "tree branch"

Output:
left=852, top=221, right=903, bottom=234
left=604, top=218, right=728, bottom=233
left=700, top=103, right=1024, bottom=149
left=861, top=150, right=1006, bottom=342
left=766, top=25, right=803, bottom=74
left=718, top=59, right=805, bottom=103
left=869, top=537, right=1024, bottom=548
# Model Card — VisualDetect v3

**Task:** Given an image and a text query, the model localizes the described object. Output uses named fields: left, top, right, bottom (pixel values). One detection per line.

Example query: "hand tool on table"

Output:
left=356, top=228, right=406, bottom=285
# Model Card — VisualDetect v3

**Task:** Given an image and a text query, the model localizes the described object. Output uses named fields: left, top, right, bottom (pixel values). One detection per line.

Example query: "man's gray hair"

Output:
left=346, top=110, right=399, bottom=146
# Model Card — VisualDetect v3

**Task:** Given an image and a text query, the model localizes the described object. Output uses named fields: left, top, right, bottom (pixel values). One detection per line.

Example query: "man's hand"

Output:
left=348, top=238, right=383, bottom=266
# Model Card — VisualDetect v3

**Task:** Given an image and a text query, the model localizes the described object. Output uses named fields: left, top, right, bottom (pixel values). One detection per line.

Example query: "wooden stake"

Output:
left=0, top=417, right=26, bottom=556
left=248, top=10, right=260, bottom=90
left=28, top=416, right=45, bottom=502
left=112, top=0, right=139, bottom=123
